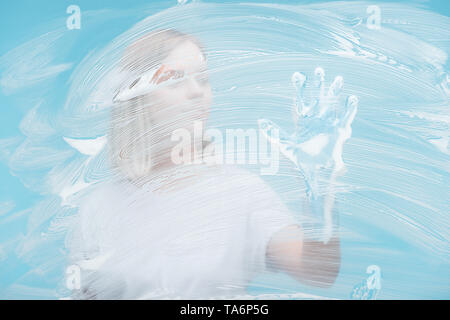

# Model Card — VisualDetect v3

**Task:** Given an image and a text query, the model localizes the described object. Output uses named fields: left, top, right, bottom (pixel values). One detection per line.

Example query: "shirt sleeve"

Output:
left=244, top=173, right=299, bottom=274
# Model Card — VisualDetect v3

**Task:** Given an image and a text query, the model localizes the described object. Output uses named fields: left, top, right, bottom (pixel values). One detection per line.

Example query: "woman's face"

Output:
left=113, top=38, right=212, bottom=179
left=150, top=40, right=212, bottom=133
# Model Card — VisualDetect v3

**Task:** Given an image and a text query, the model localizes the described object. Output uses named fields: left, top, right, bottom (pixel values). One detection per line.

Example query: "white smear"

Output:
left=0, top=201, right=15, bottom=216
left=0, top=30, right=72, bottom=93
left=401, top=111, right=450, bottom=125
left=63, top=136, right=107, bottom=156
left=59, top=179, right=94, bottom=206
left=429, top=137, right=449, bottom=155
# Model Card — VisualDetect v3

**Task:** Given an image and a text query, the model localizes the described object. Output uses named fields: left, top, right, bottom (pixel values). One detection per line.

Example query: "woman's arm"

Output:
left=258, top=67, right=356, bottom=287
left=266, top=224, right=341, bottom=288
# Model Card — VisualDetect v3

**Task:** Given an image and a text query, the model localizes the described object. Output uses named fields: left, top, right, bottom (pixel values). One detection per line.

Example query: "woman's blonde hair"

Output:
left=108, top=29, right=206, bottom=186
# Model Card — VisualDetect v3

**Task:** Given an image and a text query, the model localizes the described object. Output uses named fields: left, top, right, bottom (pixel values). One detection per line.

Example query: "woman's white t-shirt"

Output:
left=68, top=165, right=298, bottom=299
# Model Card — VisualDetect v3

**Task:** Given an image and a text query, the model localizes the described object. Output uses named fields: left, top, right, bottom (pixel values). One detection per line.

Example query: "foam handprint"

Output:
left=258, top=67, right=358, bottom=243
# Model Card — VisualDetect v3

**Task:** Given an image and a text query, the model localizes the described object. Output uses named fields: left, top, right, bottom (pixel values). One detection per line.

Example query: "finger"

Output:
left=291, top=71, right=306, bottom=90
left=314, top=67, right=325, bottom=116
left=342, top=95, right=358, bottom=128
left=291, top=72, right=307, bottom=118
left=327, top=76, right=344, bottom=98
left=324, top=75, right=344, bottom=120
left=314, top=67, right=325, bottom=97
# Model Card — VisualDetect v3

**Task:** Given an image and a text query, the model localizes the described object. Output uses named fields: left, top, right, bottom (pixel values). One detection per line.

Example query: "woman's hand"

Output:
left=258, top=67, right=358, bottom=242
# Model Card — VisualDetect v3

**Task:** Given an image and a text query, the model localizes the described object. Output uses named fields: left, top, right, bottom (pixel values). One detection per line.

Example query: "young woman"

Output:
left=68, top=29, right=340, bottom=299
